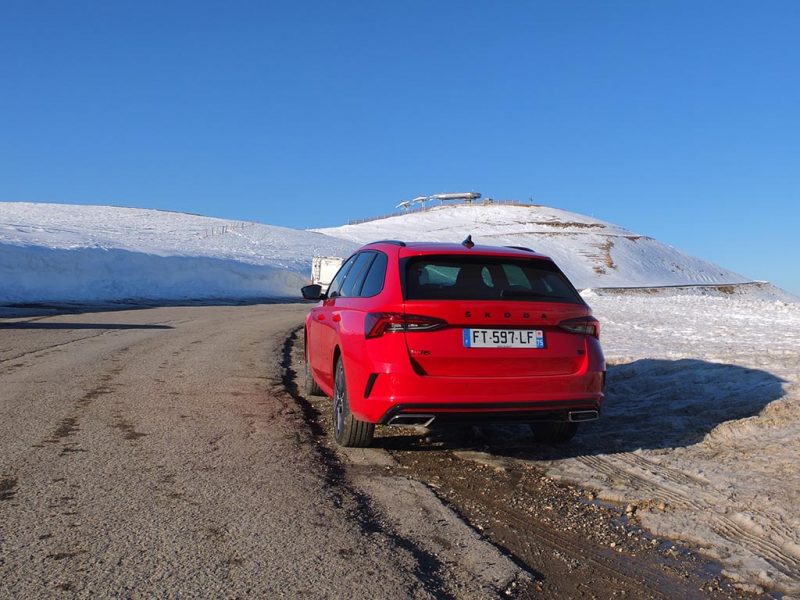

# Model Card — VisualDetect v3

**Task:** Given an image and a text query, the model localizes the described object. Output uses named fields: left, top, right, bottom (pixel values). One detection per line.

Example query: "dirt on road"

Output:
left=0, top=304, right=764, bottom=598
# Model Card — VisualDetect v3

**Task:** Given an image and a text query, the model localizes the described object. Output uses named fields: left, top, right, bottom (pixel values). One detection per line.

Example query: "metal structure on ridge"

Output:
left=396, top=192, right=482, bottom=211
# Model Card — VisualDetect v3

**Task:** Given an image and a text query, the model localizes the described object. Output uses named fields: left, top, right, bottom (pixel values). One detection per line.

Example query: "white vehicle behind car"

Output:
left=311, top=256, right=345, bottom=289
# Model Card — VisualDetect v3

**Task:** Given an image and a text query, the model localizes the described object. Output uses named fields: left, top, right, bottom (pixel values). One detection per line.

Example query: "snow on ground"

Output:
left=315, top=203, right=753, bottom=290
left=532, top=291, right=800, bottom=595
left=0, top=203, right=357, bottom=303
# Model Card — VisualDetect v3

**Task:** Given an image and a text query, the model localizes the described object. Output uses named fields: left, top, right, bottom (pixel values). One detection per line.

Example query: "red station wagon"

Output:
left=302, top=239, right=605, bottom=447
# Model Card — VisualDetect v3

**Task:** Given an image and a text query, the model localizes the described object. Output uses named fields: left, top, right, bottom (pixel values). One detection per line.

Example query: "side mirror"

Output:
left=301, top=284, right=326, bottom=301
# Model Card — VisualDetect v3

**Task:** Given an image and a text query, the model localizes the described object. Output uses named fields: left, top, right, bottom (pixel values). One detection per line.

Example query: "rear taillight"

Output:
left=365, top=313, right=447, bottom=339
left=558, top=316, right=600, bottom=339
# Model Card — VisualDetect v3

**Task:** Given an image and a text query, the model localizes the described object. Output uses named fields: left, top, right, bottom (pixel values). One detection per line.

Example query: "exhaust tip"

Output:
left=569, top=410, right=599, bottom=422
left=388, top=414, right=436, bottom=427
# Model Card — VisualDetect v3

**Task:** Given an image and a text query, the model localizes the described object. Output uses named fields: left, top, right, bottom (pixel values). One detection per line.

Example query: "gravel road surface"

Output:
left=0, top=304, right=521, bottom=598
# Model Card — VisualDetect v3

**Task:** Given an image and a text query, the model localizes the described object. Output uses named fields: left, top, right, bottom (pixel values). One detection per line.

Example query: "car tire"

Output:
left=332, top=357, right=374, bottom=447
left=531, top=421, right=578, bottom=444
left=304, top=344, right=323, bottom=397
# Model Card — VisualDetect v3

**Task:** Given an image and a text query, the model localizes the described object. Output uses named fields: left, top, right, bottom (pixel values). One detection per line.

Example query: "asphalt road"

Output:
left=0, top=304, right=522, bottom=598
left=0, top=304, right=752, bottom=600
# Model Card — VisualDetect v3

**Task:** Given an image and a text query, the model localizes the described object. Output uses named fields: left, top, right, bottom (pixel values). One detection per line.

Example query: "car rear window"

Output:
left=404, top=255, right=584, bottom=303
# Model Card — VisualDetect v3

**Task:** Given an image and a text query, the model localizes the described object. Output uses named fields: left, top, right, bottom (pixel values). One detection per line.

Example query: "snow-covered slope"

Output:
left=315, top=203, right=751, bottom=289
left=0, top=200, right=772, bottom=304
left=0, top=203, right=357, bottom=303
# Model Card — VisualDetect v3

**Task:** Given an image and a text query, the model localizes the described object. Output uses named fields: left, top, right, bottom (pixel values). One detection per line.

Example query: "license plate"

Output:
left=463, top=328, right=545, bottom=348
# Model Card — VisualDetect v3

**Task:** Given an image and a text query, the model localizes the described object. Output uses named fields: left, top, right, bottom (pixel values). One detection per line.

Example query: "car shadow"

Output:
left=0, top=322, right=173, bottom=330
left=373, top=358, right=787, bottom=457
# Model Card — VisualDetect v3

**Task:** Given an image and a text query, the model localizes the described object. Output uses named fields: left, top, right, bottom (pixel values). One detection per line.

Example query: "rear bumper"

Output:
left=342, top=332, right=605, bottom=424
left=350, top=369, right=604, bottom=423
left=379, top=399, right=600, bottom=425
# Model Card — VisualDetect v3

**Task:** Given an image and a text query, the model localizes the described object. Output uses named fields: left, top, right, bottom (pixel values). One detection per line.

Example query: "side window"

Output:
left=480, top=266, right=494, bottom=287
left=359, top=252, right=388, bottom=297
left=503, top=264, right=531, bottom=289
left=327, top=255, right=357, bottom=298
left=339, top=252, right=375, bottom=297
left=410, top=264, right=459, bottom=287
left=425, top=265, right=459, bottom=285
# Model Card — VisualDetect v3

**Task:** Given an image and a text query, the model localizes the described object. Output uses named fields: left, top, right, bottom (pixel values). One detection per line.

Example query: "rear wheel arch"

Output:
left=331, top=345, right=362, bottom=416
left=332, top=355, right=374, bottom=447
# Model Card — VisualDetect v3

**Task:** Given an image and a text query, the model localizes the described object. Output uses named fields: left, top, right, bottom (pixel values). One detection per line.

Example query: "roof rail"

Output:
left=505, top=245, right=535, bottom=252
left=368, top=239, right=406, bottom=247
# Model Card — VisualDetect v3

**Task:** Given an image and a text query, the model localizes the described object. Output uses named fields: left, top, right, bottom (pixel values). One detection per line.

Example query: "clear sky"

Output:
left=1, top=1, right=798, bottom=293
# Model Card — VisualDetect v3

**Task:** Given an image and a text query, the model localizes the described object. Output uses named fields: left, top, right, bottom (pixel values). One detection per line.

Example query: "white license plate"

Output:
left=463, top=328, right=545, bottom=348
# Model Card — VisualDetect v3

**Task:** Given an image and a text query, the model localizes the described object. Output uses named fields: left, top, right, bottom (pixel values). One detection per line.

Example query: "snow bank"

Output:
left=0, top=203, right=357, bottom=303
left=583, top=281, right=799, bottom=303
left=0, top=245, right=305, bottom=302
left=315, top=203, right=752, bottom=290
left=2, top=201, right=783, bottom=304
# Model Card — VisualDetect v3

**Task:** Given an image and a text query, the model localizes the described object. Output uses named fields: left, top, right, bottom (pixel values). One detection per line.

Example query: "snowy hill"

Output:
left=0, top=203, right=356, bottom=303
left=0, top=200, right=783, bottom=305
left=314, top=203, right=752, bottom=290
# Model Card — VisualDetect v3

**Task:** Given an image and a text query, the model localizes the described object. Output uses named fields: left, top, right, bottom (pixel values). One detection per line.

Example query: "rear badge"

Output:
left=464, top=311, right=539, bottom=320
left=409, top=349, right=432, bottom=356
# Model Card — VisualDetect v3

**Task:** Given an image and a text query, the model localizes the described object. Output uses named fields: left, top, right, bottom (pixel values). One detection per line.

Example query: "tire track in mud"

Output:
left=576, top=454, right=800, bottom=582
left=614, top=453, right=710, bottom=487
left=577, top=455, right=691, bottom=507
left=432, top=479, right=685, bottom=600
left=580, top=455, right=800, bottom=579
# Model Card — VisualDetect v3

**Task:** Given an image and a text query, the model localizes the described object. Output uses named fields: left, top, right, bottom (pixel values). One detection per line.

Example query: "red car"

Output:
left=302, top=239, right=605, bottom=447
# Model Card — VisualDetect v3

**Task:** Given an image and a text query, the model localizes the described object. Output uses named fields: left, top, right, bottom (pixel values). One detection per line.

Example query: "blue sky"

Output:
left=1, top=1, right=798, bottom=293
